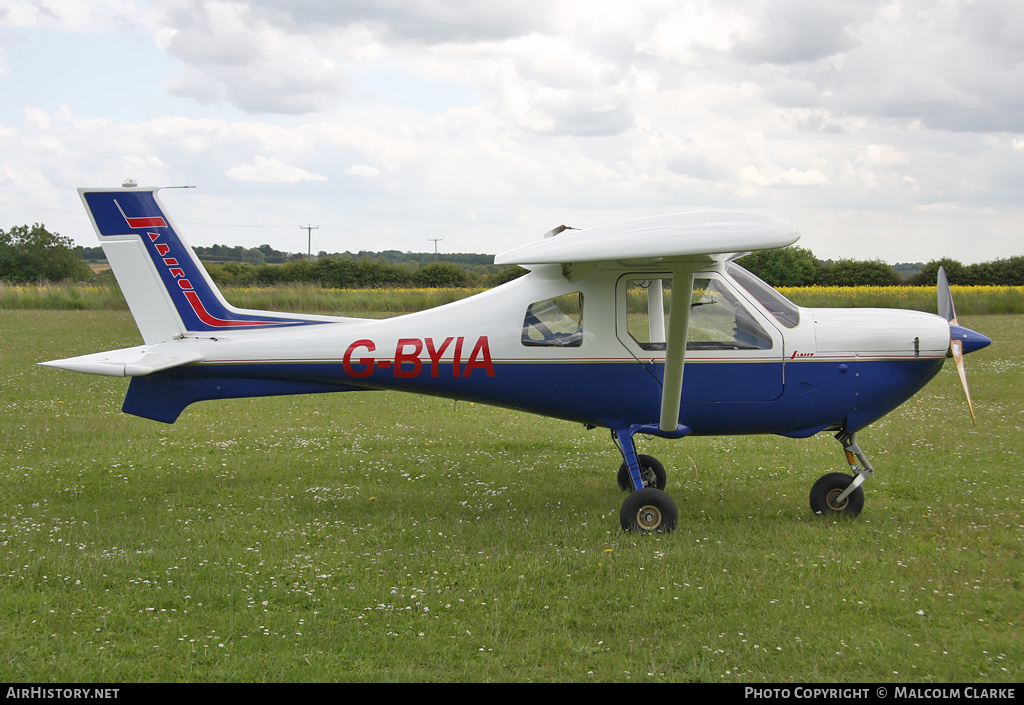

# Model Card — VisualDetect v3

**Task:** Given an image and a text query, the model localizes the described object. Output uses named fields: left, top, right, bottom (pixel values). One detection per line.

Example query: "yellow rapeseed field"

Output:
left=3, top=282, right=1023, bottom=315
left=777, top=285, right=1024, bottom=314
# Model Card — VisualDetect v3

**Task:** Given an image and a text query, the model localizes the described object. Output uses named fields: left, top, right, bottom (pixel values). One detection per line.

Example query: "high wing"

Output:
left=496, top=212, right=801, bottom=433
left=495, top=212, right=800, bottom=266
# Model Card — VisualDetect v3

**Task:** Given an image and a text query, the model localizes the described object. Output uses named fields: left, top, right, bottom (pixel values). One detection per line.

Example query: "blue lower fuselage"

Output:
left=124, top=354, right=945, bottom=438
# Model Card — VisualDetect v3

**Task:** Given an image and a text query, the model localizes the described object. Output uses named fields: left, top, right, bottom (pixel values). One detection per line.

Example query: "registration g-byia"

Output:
left=42, top=184, right=991, bottom=534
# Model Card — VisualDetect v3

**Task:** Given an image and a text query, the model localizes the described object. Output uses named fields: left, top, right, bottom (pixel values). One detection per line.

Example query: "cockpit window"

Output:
left=522, top=292, right=583, bottom=347
left=726, top=262, right=801, bottom=329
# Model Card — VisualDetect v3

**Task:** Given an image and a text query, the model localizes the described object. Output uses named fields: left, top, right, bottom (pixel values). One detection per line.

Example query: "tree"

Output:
left=278, top=258, right=318, bottom=283
left=241, top=247, right=265, bottom=265
left=816, top=259, right=902, bottom=287
left=0, top=223, right=91, bottom=282
left=313, top=256, right=359, bottom=287
left=736, top=246, right=819, bottom=286
left=969, top=256, right=1024, bottom=286
left=350, top=258, right=414, bottom=288
left=483, top=265, right=528, bottom=288
left=912, top=258, right=966, bottom=286
left=413, top=262, right=472, bottom=288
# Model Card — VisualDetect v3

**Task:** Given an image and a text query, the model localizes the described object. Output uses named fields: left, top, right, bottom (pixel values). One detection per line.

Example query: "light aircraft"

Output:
left=42, top=184, right=991, bottom=533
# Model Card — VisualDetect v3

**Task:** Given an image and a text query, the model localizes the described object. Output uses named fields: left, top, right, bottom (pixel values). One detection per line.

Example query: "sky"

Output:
left=1, top=0, right=1023, bottom=264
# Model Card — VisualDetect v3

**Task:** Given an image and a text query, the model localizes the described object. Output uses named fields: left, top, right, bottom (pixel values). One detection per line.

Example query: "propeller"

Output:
left=937, top=266, right=986, bottom=425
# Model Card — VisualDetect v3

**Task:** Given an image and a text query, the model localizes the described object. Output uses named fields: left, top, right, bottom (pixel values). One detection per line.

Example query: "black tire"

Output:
left=617, top=454, right=667, bottom=491
left=620, top=488, right=678, bottom=534
left=809, top=472, right=865, bottom=517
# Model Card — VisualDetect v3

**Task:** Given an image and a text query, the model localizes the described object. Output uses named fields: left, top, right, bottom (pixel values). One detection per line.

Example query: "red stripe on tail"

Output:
left=182, top=291, right=292, bottom=328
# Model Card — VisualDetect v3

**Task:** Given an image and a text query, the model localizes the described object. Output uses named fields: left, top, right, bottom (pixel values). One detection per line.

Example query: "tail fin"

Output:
left=80, top=186, right=326, bottom=344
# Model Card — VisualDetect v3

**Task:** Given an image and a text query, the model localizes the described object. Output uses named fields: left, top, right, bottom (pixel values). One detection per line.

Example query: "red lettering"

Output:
left=425, top=337, right=454, bottom=377
left=452, top=337, right=465, bottom=377
left=341, top=336, right=493, bottom=380
left=343, top=339, right=376, bottom=378
left=155, top=244, right=170, bottom=256
left=177, top=279, right=193, bottom=290
left=169, top=268, right=185, bottom=278
left=394, top=338, right=423, bottom=378
left=464, top=336, right=495, bottom=377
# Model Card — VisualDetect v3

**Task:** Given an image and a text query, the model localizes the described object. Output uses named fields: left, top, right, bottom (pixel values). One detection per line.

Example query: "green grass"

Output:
left=1, top=310, right=1021, bottom=682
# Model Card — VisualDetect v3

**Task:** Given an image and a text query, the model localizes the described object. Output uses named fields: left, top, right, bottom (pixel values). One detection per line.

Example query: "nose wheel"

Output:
left=809, top=431, right=873, bottom=518
left=809, top=472, right=865, bottom=517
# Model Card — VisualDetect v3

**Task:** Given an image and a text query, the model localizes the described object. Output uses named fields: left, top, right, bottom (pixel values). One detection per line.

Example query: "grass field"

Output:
left=1, top=310, right=1021, bottom=682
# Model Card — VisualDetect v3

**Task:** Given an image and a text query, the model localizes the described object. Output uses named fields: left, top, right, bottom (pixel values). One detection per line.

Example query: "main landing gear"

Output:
left=612, top=426, right=686, bottom=534
left=808, top=431, right=873, bottom=518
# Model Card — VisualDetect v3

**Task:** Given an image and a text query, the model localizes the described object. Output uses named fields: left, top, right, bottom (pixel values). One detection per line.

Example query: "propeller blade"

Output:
left=951, top=337, right=978, bottom=425
left=938, top=266, right=977, bottom=425
left=937, top=265, right=957, bottom=324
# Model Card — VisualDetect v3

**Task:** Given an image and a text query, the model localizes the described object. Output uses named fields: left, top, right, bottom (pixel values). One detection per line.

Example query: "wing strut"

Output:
left=659, top=269, right=695, bottom=432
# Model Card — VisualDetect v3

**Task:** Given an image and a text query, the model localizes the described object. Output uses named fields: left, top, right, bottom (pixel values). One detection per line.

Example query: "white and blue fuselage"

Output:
left=42, top=186, right=991, bottom=529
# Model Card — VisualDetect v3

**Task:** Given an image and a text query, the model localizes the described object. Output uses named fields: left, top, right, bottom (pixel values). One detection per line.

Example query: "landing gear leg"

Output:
left=809, top=430, right=873, bottom=517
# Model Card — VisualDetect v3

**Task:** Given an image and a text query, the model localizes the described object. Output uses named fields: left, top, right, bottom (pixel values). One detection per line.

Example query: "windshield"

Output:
left=726, top=262, right=801, bottom=329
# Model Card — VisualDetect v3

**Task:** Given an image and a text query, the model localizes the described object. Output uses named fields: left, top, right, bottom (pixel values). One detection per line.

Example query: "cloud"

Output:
left=224, top=155, right=327, bottom=183
left=255, top=0, right=558, bottom=44
left=345, top=164, right=381, bottom=178
left=770, top=0, right=1024, bottom=133
left=156, top=1, right=350, bottom=114
left=733, top=2, right=869, bottom=65
left=5, top=1, right=1024, bottom=264
left=0, top=0, right=142, bottom=30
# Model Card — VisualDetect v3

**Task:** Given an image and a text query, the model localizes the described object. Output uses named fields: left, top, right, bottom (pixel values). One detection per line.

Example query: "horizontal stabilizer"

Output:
left=39, top=346, right=204, bottom=377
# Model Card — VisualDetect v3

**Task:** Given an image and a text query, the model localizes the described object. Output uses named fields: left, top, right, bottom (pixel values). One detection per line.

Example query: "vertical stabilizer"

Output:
left=79, top=186, right=327, bottom=344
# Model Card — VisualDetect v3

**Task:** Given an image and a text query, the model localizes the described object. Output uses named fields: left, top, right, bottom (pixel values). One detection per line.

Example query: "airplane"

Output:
left=41, top=183, right=992, bottom=534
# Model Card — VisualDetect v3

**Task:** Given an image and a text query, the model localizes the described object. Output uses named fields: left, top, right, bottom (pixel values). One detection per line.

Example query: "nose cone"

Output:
left=950, top=325, right=991, bottom=355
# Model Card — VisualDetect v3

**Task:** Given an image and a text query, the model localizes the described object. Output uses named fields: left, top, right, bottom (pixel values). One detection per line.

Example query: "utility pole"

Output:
left=428, top=237, right=443, bottom=262
left=300, top=225, right=319, bottom=260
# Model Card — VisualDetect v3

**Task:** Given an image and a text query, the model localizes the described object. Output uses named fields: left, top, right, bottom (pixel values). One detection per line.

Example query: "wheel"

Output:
left=620, top=488, right=678, bottom=534
left=809, top=472, right=865, bottom=517
left=617, top=454, right=667, bottom=491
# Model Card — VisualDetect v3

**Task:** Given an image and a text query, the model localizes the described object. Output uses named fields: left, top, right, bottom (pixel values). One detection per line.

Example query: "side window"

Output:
left=522, top=292, right=583, bottom=347
left=625, top=277, right=772, bottom=351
